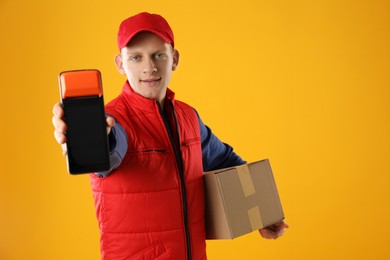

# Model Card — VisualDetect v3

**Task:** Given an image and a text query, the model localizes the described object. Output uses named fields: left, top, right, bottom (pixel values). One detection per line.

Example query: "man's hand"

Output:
left=259, top=220, right=289, bottom=239
left=52, top=102, right=115, bottom=155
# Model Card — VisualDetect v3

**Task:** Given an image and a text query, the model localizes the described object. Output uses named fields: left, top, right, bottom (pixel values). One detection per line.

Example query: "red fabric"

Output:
left=90, top=82, right=206, bottom=260
left=117, top=12, right=174, bottom=49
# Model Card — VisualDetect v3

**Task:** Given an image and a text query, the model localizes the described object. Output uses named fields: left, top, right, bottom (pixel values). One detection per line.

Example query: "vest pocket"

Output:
left=181, top=137, right=201, bottom=149
left=129, top=240, right=167, bottom=260
left=142, top=149, right=167, bottom=153
left=128, top=148, right=168, bottom=155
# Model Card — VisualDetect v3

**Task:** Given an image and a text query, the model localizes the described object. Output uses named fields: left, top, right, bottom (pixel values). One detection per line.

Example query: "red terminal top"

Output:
left=59, top=70, right=102, bottom=99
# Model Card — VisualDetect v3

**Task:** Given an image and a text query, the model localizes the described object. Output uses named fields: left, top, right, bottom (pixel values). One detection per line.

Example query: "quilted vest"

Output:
left=89, top=82, right=207, bottom=260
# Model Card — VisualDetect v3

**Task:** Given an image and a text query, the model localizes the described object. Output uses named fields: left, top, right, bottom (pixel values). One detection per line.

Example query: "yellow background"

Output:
left=1, top=0, right=389, bottom=259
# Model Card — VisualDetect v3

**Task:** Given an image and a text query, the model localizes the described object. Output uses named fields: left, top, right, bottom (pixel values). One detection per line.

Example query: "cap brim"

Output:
left=118, top=29, right=173, bottom=49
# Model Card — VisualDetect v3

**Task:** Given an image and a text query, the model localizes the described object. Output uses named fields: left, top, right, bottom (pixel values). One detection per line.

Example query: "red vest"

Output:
left=89, top=82, right=206, bottom=260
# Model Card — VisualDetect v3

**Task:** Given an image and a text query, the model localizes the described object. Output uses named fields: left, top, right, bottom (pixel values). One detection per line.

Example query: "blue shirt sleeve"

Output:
left=196, top=110, right=246, bottom=171
left=95, top=119, right=128, bottom=178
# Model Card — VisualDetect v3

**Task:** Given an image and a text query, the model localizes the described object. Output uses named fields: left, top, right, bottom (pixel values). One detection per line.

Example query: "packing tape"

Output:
left=237, top=164, right=256, bottom=197
left=248, top=206, right=262, bottom=230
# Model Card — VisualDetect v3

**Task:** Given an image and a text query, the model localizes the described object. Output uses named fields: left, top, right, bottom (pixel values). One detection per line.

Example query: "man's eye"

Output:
left=129, top=56, right=140, bottom=61
left=155, top=53, right=167, bottom=59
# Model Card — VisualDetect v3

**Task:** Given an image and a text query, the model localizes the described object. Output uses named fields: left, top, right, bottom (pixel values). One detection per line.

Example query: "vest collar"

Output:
left=122, top=81, right=176, bottom=112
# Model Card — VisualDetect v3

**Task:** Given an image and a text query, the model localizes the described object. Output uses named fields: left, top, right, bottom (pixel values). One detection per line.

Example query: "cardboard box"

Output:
left=204, top=159, right=284, bottom=239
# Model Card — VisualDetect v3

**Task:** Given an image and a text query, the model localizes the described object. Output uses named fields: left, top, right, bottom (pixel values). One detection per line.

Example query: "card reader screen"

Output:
left=62, top=96, right=109, bottom=173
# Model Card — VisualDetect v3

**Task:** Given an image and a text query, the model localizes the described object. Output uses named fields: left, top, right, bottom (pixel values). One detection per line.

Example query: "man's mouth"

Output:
left=140, top=78, right=162, bottom=86
left=140, top=78, right=161, bottom=82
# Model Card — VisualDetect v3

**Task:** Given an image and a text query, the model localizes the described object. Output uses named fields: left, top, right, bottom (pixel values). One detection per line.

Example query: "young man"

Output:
left=52, top=12, right=288, bottom=260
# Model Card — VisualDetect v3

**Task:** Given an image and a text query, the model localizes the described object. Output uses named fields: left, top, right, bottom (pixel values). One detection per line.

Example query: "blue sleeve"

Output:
left=95, top=119, right=128, bottom=178
left=196, top=110, right=246, bottom=172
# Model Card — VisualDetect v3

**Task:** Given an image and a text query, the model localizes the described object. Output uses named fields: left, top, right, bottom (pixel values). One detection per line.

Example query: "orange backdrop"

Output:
left=1, top=0, right=389, bottom=259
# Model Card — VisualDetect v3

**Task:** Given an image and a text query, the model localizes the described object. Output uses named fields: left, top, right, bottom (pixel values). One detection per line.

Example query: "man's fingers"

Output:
left=275, top=221, right=289, bottom=230
left=61, top=143, right=67, bottom=156
left=54, top=129, right=67, bottom=144
left=52, top=102, right=64, bottom=118
left=106, top=116, right=115, bottom=127
left=259, top=221, right=289, bottom=239
left=52, top=102, right=67, bottom=133
left=52, top=115, right=67, bottom=144
left=54, top=129, right=67, bottom=156
left=106, top=116, right=115, bottom=135
left=52, top=116, right=67, bottom=132
left=259, top=228, right=276, bottom=239
left=260, top=228, right=281, bottom=239
left=275, top=227, right=286, bottom=237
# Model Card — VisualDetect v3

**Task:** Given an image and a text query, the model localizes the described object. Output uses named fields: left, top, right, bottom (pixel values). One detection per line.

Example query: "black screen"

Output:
left=62, top=96, right=110, bottom=174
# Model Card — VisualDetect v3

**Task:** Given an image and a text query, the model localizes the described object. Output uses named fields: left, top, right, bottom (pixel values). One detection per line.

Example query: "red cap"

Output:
left=117, top=12, right=174, bottom=49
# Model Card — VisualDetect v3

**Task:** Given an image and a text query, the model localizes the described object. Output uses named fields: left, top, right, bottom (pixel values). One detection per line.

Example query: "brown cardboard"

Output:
left=204, top=159, right=284, bottom=239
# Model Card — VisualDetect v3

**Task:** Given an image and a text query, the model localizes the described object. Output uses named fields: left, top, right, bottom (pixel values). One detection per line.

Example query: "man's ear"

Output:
left=114, top=54, right=126, bottom=75
left=172, top=49, right=180, bottom=71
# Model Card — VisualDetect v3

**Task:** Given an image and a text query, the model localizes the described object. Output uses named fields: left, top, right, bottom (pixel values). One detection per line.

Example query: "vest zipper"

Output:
left=157, top=101, right=192, bottom=260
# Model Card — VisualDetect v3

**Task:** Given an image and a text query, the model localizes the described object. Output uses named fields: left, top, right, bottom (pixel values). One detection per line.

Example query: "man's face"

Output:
left=115, top=31, right=179, bottom=104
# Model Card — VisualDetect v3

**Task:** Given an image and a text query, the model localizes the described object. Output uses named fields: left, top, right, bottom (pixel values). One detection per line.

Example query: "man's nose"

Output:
left=143, top=58, right=157, bottom=74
